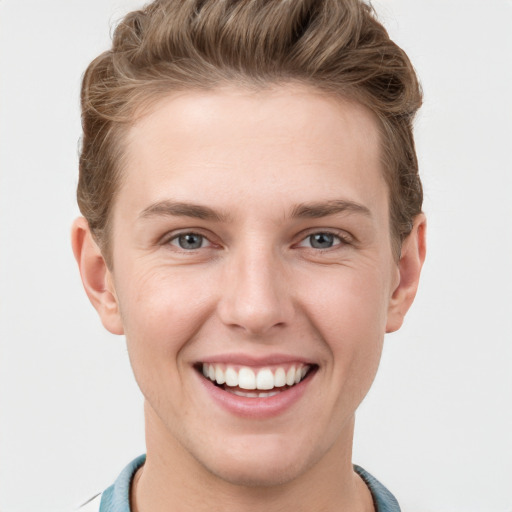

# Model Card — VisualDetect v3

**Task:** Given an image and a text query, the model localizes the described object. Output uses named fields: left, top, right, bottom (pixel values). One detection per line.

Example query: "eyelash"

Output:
left=167, top=232, right=213, bottom=251
left=296, top=231, right=351, bottom=250
left=164, top=229, right=352, bottom=252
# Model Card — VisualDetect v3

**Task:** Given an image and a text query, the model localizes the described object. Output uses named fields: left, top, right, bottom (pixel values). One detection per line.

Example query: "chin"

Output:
left=194, top=436, right=319, bottom=488
left=203, top=457, right=306, bottom=488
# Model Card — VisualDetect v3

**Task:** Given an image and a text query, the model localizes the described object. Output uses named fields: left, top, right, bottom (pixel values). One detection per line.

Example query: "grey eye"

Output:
left=309, top=233, right=336, bottom=249
left=174, top=233, right=205, bottom=250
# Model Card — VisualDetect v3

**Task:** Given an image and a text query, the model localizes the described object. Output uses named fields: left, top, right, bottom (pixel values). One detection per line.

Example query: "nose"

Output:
left=217, top=245, right=294, bottom=336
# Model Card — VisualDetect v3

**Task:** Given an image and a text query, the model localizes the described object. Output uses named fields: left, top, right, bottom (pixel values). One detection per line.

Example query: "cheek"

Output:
left=302, top=263, right=390, bottom=343
left=115, top=264, right=217, bottom=373
left=299, top=264, right=389, bottom=393
left=116, top=267, right=219, bottom=419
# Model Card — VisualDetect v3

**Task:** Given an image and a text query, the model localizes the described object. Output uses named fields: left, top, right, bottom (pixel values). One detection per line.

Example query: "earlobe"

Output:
left=386, top=214, right=427, bottom=333
left=71, top=217, right=124, bottom=335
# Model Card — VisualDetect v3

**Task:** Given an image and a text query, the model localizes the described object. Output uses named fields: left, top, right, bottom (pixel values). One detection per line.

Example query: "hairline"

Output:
left=97, top=80, right=404, bottom=267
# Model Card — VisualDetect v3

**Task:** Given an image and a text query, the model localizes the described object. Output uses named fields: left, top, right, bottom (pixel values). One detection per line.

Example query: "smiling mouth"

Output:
left=196, top=362, right=317, bottom=398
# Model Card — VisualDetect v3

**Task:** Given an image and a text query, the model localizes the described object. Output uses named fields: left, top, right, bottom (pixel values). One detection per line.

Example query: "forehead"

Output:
left=119, top=85, right=386, bottom=220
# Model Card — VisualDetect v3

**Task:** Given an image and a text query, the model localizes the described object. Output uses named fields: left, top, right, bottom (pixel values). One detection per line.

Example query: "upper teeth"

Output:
left=202, top=363, right=310, bottom=390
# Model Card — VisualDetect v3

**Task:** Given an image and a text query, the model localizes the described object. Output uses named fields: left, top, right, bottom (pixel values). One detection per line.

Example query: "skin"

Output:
left=72, top=85, right=426, bottom=512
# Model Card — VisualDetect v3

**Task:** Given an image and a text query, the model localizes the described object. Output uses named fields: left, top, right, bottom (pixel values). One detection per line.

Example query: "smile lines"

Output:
left=201, top=363, right=311, bottom=396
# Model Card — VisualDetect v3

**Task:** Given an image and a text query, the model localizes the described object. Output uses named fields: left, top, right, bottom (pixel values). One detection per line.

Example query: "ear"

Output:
left=71, top=217, right=124, bottom=335
left=386, top=214, right=427, bottom=333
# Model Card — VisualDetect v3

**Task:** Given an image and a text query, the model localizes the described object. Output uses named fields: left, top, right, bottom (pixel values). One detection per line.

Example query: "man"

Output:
left=72, top=1, right=426, bottom=510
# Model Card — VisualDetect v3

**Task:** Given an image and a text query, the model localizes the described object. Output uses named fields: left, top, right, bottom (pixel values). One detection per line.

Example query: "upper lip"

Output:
left=196, top=353, right=315, bottom=367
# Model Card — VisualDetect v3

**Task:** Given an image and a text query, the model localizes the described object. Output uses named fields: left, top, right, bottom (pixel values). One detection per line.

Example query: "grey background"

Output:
left=1, top=1, right=511, bottom=511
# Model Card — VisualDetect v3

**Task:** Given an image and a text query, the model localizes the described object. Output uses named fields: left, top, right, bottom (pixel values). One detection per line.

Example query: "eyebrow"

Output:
left=290, top=199, right=372, bottom=219
left=139, top=200, right=229, bottom=222
left=138, top=198, right=371, bottom=223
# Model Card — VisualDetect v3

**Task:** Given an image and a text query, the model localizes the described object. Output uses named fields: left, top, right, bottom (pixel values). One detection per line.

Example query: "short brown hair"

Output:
left=78, top=0, right=423, bottom=264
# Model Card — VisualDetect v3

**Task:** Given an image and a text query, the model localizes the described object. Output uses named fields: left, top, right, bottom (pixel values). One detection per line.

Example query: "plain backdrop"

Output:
left=1, top=1, right=511, bottom=511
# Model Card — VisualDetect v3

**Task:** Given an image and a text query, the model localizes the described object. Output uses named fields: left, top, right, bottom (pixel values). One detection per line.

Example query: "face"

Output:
left=105, top=85, right=402, bottom=486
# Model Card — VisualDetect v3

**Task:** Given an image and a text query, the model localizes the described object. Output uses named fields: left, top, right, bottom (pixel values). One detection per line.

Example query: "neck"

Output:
left=131, top=402, right=374, bottom=512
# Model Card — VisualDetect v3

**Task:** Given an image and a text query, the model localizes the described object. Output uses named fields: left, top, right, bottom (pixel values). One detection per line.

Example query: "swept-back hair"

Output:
left=79, top=0, right=423, bottom=264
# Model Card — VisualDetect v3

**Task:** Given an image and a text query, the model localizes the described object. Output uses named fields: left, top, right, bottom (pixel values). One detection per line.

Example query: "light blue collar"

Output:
left=99, top=454, right=146, bottom=512
left=99, top=455, right=400, bottom=512
left=354, top=464, right=401, bottom=512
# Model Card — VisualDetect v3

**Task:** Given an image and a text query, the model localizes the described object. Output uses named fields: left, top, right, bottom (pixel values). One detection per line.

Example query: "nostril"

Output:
left=216, top=270, right=293, bottom=334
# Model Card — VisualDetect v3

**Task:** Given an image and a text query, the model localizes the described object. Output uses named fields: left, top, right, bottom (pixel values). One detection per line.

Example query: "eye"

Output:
left=169, top=233, right=210, bottom=250
left=298, top=232, right=345, bottom=249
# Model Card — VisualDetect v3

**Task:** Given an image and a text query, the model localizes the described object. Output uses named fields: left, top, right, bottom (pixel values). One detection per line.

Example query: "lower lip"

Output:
left=196, top=370, right=315, bottom=419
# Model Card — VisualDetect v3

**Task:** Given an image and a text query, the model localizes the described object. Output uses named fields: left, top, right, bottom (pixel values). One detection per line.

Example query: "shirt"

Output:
left=79, top=455, right=401, bottom=512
